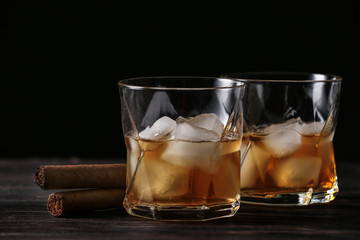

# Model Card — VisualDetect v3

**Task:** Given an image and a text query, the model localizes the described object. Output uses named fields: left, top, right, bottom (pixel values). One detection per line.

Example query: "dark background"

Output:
left=2, top=1, right=359, bottom=161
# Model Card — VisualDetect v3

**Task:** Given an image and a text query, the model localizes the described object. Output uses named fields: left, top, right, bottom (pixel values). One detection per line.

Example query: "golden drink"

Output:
left=241, top=121, right=338, bottom=204
left=124, top=135, right=241, bottom=209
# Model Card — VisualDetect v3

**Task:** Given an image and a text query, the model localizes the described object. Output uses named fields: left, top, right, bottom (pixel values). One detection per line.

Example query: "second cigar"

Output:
left=34, top=163, right=126, bottom=189
left=47, top=188, right=125, bottom=216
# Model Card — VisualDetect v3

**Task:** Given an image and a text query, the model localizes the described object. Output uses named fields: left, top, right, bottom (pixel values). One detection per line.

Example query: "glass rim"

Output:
left=118, top=76, right=246, bottom=90
left=221, top=72, right=342, bottom=83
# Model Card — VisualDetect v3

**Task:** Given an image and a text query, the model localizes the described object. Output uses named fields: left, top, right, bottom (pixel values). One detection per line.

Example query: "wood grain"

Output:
left=0, top=158, right=359, bottom=239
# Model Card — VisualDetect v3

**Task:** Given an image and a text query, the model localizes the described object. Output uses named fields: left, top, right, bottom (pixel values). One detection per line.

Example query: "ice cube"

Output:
left=139, top=116, right=176, bottom=140
left=161, top=141, right=222, bottom=174
left=299, top=122, right=325, bottom=136
left=131, top=151, right=190, bottom=201
left=262, top=118, right=300, bottom=135
left=270, top=156, right=322, bottom=188
left=262, top=128, right=302, bottom=158
left=172, top=121, right=220, bottom=141
left=240, top=141, right=271, bottom=188
left=186, top=113, right=224, bottom=138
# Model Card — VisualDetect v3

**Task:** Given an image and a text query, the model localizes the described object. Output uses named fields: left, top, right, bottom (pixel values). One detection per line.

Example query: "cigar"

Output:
left=34, top=164, right=126, bottom=189
left=47, top=188, right=125, bottom=216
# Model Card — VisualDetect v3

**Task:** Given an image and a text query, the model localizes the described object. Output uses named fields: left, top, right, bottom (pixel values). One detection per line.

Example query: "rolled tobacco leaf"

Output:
left=47, top=188, right=126, bottom=216
left=34, top=163, right=126, bottom=189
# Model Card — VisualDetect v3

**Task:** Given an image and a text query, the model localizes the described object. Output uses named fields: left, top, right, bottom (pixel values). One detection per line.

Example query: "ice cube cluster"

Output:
left=139, top=113, right=224, bottom=142
left=128, top=114, right=241, bottom=201
left=241, top=118, right=327, bottom=189
left=138, top=113, right=228, bottom=173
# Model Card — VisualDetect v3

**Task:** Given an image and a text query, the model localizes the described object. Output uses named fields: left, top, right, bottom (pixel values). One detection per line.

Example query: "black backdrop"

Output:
left=3, top=1, right=359, bottom=161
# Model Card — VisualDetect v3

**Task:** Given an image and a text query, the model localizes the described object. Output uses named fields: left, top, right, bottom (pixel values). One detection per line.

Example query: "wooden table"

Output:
left=1, top=158, right=359, bottom=239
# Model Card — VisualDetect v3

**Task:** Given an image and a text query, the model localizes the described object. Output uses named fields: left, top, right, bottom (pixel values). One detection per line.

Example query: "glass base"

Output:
left=240, top=181, right=339, bottom=206
left=123, top=196, right=240, bottom=221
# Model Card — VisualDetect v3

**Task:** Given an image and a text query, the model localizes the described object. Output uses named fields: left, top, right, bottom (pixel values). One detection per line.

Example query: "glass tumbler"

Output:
left=118, top=76, right=246, bottom=220
left=223, top=72, right=342, bottom=205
